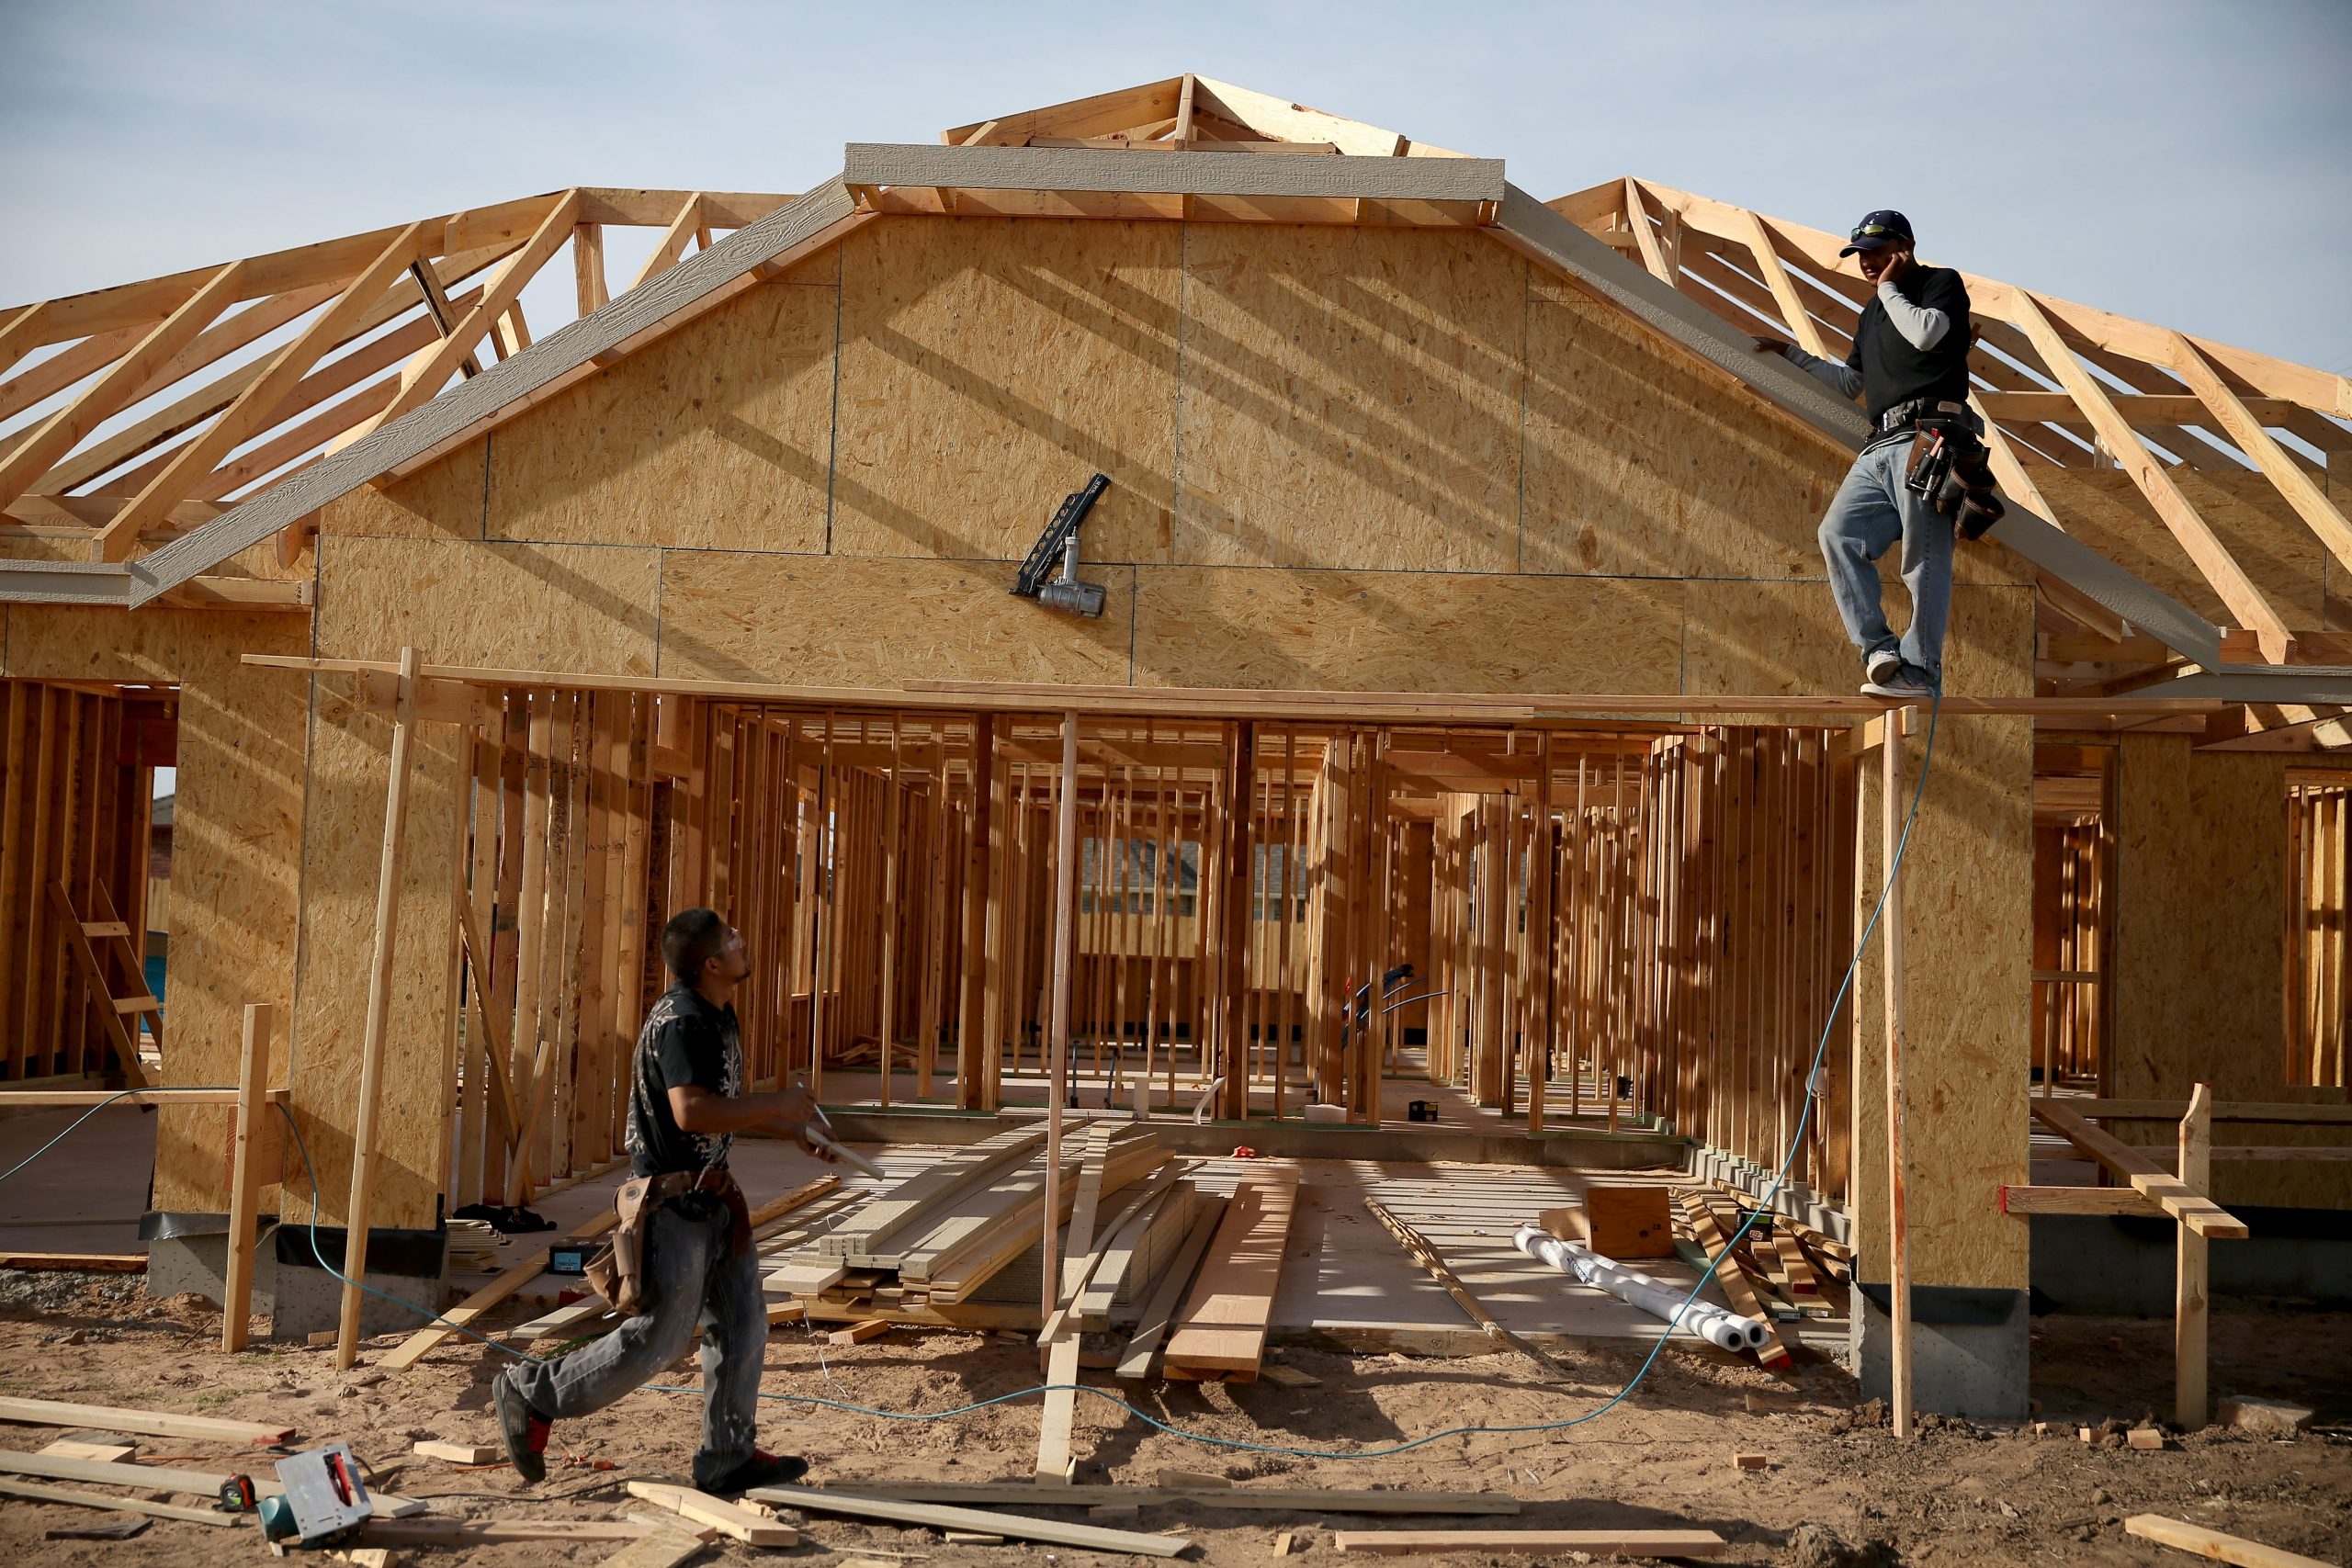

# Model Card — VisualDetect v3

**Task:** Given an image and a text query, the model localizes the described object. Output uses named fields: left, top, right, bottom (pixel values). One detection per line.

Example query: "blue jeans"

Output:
left=1817, top=437, right=1953, bottom=683
left=503, top=1197, right=766, bottom=1487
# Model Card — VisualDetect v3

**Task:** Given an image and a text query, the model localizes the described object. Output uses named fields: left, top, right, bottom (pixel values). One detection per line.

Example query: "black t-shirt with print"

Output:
left=626, top=986, right=743, bottom=1178
left=1847, top=264, right=1973, bottom=425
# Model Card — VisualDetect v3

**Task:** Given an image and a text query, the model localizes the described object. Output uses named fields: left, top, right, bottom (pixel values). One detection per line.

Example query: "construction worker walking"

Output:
left=1755, top=209, right=1988, bottom=699
left=492, top=908, right=833, bottom=1494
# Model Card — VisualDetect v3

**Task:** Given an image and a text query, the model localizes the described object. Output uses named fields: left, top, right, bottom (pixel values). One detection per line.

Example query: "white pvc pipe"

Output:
left=1513, top=1224, right=1770, bottom=1353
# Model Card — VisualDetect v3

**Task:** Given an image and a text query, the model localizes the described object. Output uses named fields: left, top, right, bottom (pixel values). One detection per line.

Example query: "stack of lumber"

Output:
left=1160, top=1162, right=1300, bottom=1382
left=766, top=1124, right=1165, bottom=1314
left=445, top=1217, right=507, bottom=1272
left=975, top=1177, right=1198, bottom=1321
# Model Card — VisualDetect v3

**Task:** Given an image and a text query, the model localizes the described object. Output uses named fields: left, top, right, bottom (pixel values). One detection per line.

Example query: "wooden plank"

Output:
left=1331, top=1529, right=1725, bottom=1557
left=1674, top=1192, right=1791, bottom=1369
left=745, top=1483, right=1189, bottom=1558
left=2123, top=1514, right=2334, bottom=1568
left=1114, top=1193, right=1227, bottom=1379
left=222, top=1001, right=277, bottom=1351
left=2030, top=1101, right=2250, bottom=1238
left=0, top=1252, right=144, bottom=1271
left=626, top=1480, right=798, bottom=1546
left=1161, top=1163, right=1299, bottom=1379
left=824, top=1482, right=1520, bottom=1514
left=0, top=1397, right=294, bottom=1445
left=1880, top=728, right=1913, bottom=1437
left=600, top=1527, right=719, bottom=1568
left=1998, top=1184, right=2163, bottom=1216
left=1362, top=1198, right=1573, bottom=1379
left=336, top=645, right=421, bottom=1371
left=366, top=1518, right=664, bottom=1546
left=0, top=1474, right=242, bottom=1525
left=2177, top=1084, right=2211, bottom=1429
left=2063, top=1099, right=2352, bottom=1124
left=375, top=1215, right=618, bottom=1371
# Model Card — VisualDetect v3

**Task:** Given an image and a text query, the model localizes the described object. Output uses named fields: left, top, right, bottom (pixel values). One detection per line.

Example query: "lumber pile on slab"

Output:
left=1162, top=1162, right=1300, bottom=1382
left=767, top=1125, right=1165, bottom=1314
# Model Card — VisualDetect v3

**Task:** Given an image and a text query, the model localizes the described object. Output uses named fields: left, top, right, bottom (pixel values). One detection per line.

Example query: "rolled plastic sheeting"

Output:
left=1513, top=1224, right=1770, bottom=1353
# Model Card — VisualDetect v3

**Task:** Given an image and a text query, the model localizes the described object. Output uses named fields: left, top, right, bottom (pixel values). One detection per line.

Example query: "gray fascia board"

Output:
left=129, top=178, right=863, bottom=605
left=0, top=559, right=134, bottom=606
left=2160, top=671, right=2352, bottom=704
left=844, top=142, right=1506, bottom=202
left=1491, top=184, right=2227, bottom=671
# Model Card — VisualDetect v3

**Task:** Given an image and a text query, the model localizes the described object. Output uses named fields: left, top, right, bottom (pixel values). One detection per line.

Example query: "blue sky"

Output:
left=3, top=1, right=2347, bottom=375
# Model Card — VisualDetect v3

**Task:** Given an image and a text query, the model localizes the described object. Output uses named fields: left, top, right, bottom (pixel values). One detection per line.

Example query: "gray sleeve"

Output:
left=1876, top=278, right=1950, bottom=350
left=1784, top=344, right=1864, bottom=401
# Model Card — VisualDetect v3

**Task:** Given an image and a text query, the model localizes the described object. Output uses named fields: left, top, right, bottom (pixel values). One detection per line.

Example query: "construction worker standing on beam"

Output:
left=1756, top=209, right=1998, bottom=700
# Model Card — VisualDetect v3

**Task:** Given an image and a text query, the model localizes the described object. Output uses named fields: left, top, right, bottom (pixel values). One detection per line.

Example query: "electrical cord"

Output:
left=4, top=691, right=1941, bottom=1462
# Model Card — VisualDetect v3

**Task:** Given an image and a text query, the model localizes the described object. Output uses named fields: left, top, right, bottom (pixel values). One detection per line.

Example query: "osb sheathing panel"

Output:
left=0, top=604, right=309, bottom=1213
left=831, top=218, right=1181, bottom=564
left=1521, top=282, right=1833, bottom=581
left=2109, top=740, right=2342, bottom=1205
left=486, top=271, right=838, bottom=552
left=1680, top=581, right=2032, bottom=719
left=319, top=438, right=487, bottom=541
left=1175, top=225, right=1524, bottom=574
left=2038, top=469, right=2328, bottom=628
left=286, top=695, right=464, bottom=1228
left=315, top=536, right=658, bottom=673
left=1129, top=568, right=1679, bottom=694
left=656, top=550, right=1132, bottom=686
left=1847, top=584, right=2033, bottom=1288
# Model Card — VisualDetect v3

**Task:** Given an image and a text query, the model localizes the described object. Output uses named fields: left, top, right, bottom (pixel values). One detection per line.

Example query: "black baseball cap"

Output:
left=1839, top=210, right=1914, bottom=256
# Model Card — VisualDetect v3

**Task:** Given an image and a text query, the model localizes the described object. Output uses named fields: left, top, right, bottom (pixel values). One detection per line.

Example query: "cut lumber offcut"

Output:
left=822, top=1481, right=1521, bottom=1515
left=0, top=1474, right=243, bottom=1526
left=2030, top=1103, right=2250, bottom=1238
left=627, top=1480, right=799, bottom=1546
left=1331, top=1528, right=1727, bottom=1557
left=1115, top=1193, right=1227, bottom=1379
left=1672, top=1194, right=1792, bottom=1369
left=412, top=1439, right=497, bottom=1464
left=1162, top=1164, right=1300, bottom=1380
left=602, top=1527, right=719, bottom=1568
left=829, top=1319, right=891, bottom=1346
left=0, top=1395, right=295, bottom=1445
left=1363, top=1200, right=1575, bottom=1380
left=38, top=1439, right=136, bottom=1462
left=2123, top=1513, right=2335, bottom=1568
left=746, top=1483, right=1190, bottom=1558
left=1537, top=1185, right=1675, bottom=1258
left=1258, top=1363, right=1319, bottom=1389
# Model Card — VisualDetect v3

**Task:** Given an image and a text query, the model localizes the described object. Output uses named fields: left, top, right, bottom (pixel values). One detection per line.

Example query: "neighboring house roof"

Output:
left=3, top=75, right=2346, bottom=705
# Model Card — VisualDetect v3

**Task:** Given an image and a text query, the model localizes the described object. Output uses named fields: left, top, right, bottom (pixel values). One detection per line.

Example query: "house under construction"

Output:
left=0, top=75, right=2346, bottom=1429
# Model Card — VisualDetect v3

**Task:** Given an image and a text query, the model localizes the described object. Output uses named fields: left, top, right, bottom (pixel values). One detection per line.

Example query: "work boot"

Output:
left=701, top=1449, right=810, bottom=1497
left=493, top=1374, right=551, bottom=1484
left=1860, top=665, right=1937, bottom=700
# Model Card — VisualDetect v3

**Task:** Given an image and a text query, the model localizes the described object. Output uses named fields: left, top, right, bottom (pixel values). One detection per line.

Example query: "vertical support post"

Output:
left=2176, top=1080, right=2211, bottom=1428
left=1881, top=713, right=1914, bottom=1438
left=1041, top=712, right=1080, bottom=1321
left=223, top=1000, right=277, bottom=1353
left=879, top=716, right=902, bottom=1108
left=337, top=645, right=421, bottom=1371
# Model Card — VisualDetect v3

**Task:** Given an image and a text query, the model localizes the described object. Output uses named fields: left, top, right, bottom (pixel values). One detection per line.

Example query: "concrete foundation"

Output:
left=271, top=1257, right=444, bottom=1339
left=1852, top=1282, right=2030, bottom=1421
left=2030, top=1209, right=2352, bottom=1314
left=145, top=1223, right=278, bottom=1320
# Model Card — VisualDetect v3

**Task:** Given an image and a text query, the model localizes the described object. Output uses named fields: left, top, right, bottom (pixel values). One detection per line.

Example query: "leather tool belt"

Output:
left=582, top=1166, right=750, bottom=1320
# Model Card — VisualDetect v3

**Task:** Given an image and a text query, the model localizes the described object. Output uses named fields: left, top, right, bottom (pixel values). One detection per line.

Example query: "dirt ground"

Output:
left=0, top=1272, right=2346, bottom=1566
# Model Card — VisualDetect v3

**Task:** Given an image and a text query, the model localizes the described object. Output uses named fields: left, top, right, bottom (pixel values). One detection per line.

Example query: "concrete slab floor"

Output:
left=0, top=1103, right=153, bottom=1257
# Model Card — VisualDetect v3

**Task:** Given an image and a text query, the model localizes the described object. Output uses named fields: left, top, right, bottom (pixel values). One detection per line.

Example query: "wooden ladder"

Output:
left=47, top=881, right=158, bottom=1087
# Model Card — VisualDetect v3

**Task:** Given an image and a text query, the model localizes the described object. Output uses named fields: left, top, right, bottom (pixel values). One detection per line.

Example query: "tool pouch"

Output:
left=583, top=1176, right=659, bottom=1319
